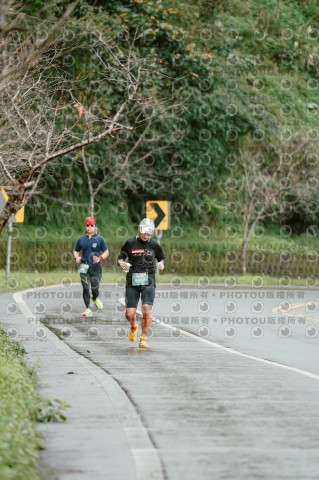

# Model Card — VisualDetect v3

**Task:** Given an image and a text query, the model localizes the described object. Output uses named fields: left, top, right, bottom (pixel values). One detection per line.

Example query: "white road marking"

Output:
left=118, top=297, right=319, bottom=382
left=13, top=288, right=164, bottom=480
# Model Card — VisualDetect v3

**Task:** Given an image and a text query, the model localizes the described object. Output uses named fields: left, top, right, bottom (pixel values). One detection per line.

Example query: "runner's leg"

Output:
left=91, top=265, right=102, bottom=301
left=80, top=272, right=91, bottom=308
left=141, top=304, right=152, bottom=338
left=141, top=286, right=155, bottom=338
left=125, top=287, right=140, bottom=327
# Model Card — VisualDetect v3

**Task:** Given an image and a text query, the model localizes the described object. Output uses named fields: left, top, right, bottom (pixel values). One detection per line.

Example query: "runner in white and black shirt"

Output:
left=117, top=218, right=165, bottom=348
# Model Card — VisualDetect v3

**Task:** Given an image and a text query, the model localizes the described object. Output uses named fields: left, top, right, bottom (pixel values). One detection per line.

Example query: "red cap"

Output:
left=84, top=216, right=96, bottom=225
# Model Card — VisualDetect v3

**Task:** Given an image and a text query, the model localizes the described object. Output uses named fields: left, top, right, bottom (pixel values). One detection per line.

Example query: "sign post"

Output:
left=146, top=201, right=170, bottom=275
left=6, top=222, right=13, bottom=278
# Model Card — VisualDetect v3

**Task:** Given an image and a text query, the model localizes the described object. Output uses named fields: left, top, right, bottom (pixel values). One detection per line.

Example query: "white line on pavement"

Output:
left=118, top=297, right=319, bottom=382
left=13, top=288, right=164, bottom=480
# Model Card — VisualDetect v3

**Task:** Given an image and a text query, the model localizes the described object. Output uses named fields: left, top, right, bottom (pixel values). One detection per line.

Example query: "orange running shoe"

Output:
left=128, top=323, right=138, bottom=342
left=139, top=336, right=149, bottom=348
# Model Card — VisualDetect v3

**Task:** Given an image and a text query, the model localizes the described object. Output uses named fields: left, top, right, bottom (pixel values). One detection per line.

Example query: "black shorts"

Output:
left=125, top=285, right=155, bottom=308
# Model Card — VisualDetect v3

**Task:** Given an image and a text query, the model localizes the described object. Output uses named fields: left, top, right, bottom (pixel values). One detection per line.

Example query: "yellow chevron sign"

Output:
left=146, top=201, right=170, bottom=230
left=1, top=187, right=24, bottom=223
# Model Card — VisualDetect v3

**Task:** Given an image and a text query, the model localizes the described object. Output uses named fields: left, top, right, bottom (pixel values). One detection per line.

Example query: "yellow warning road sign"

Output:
left=1, top=187, right=24, bottom=223
left=146, top=201, right=170, bottom=230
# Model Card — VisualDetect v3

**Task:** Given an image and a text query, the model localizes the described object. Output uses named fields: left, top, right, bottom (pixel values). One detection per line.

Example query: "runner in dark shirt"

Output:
left=73, top=217, right=109, bottom=317
left=117, top=218, right=165, bottom=348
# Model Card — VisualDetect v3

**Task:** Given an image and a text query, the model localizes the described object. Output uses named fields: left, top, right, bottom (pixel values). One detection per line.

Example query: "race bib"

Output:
left=78, top=263, right=89, bottom=274
left=132, top=272, right=149, bottom=286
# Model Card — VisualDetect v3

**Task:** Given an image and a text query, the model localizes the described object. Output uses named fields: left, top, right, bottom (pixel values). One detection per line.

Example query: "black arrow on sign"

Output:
left=151, top=202, right=165, bottom=228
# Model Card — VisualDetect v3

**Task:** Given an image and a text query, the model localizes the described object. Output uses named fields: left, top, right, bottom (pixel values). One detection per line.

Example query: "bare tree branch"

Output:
left=235, top=141, right=314, bottom=274
left=0, top=13, right=180, bottom=232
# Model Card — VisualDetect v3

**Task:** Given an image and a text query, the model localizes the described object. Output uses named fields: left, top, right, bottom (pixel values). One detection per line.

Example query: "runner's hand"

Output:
left=119, top=261, right=130, bottom=271
left=92, top=256, right=100, bottom=263
left=158, top=261, right=165, bottom=271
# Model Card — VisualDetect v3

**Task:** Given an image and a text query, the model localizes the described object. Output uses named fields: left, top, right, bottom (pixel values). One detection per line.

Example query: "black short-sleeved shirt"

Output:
left=117, top=235, right=166, bottom=287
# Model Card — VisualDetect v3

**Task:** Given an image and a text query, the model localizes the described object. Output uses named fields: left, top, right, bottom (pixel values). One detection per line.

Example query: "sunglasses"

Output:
left=85, top=224, right=95, bottom=227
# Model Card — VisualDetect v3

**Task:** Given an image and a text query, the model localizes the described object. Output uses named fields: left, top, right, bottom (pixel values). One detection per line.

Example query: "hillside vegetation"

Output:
left=1, top=0, right=318, bottom=276
left=18, top=0, right=319, bottom=230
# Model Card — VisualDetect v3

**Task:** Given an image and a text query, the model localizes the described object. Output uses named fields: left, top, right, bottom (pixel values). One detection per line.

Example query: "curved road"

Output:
left=1, top=283, right=319, bottom=479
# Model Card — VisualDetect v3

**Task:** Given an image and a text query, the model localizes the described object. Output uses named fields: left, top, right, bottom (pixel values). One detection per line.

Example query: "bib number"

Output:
left=78, top=263, right=89, bottom=274
left=132, top=272, right=149, bottom=286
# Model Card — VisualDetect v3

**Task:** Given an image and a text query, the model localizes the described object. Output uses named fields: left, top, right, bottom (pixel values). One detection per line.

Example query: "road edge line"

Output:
left=13, top=288, right=165, bottom=480
left=117, top=298, right=319, bottom=382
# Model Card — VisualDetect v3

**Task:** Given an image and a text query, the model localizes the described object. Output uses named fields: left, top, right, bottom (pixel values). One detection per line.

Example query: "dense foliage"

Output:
left=20, top=0, right=319, bottom=232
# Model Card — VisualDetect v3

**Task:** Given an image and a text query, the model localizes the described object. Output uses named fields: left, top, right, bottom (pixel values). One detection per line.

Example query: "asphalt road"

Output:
left=1, top=283, right=319, bottom=479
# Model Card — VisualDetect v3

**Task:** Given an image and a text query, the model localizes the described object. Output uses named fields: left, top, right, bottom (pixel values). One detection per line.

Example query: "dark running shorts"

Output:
left=125, top=285, right=155, bottom=308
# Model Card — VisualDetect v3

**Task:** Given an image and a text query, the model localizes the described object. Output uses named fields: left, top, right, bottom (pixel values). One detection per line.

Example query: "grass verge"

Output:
left=0, top=327, right=41, bottom=480
left=0, top=325, right=70, bottom=480
left=0, top=269, right=314, bottom=292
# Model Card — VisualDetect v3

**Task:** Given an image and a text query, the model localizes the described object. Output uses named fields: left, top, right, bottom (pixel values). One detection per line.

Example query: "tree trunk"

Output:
left=82, top=147, right=95, bottom=216
left=241, top=238, right=248, bottom=275
left=241, top=212, right=263, bottom=276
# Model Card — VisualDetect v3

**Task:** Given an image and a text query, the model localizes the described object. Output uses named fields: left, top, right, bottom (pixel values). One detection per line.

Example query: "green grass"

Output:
left=0, top=269, right=313, bottom=292
left=0, top=329, right=41, bottom=480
